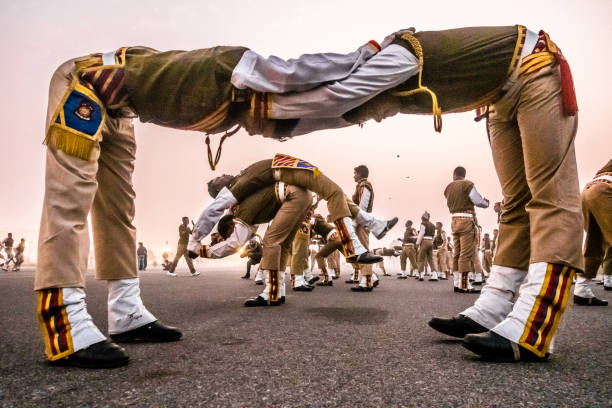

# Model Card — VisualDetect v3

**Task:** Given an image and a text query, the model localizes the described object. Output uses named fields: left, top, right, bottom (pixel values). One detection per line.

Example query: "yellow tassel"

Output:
left=45, top=125, right=96, bottom=161
left=313, top=167, right=321, bottom=178
left=390, top=33, right=443, bottom=132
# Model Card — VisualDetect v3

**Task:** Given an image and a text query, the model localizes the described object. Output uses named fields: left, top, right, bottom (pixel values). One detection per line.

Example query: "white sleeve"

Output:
left=469, top=186, right=489, bottom=208
left=268, top=45, right=419, bottom=119
left=192, top=187, right=238, bottom=241
left=231, top=42, right=379, bottom=94
left=207, top=222, right=254, bottom=259
left=359, top=188, right=371, bottom=211
left=416, top=225, right=425, bottom=246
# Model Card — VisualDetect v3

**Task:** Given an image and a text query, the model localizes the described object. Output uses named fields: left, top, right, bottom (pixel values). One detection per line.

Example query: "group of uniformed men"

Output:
left=32, top=23, right=610, bottom=369
left=1, top=232, right=26, bottom=271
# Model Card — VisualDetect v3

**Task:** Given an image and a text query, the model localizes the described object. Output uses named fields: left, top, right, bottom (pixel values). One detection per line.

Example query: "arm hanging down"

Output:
left=204, top=220, right=257, bottom=259
left=189, top=187, right=238, bottom=253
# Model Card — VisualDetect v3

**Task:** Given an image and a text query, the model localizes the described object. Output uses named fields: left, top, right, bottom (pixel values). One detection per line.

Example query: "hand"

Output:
left=381, top=27, right=416, bottom=49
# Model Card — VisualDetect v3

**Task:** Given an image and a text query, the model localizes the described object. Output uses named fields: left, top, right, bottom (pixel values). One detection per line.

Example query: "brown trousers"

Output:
left=278, top=169, right=351, bottom=222
left=417, top=240, right=435, bottom=273
left=482, top=249, right=493, bottom=273
left=451, top=218, right=477, bottom=273
left=168, top=242, right=195, bottom=273
left=261, top=185, right=311, bottom=271
left=489, top=65, right=583, bottom=271
left=400, top=245, right=417, bottom=271
left=437, top=247, right=449, bottom=273
left=36, top=59, right=138, bottom=289
left=315, top=237, right=342, bottom=270
left=290, top=222, right=311, bottom=276
left=582, top=178, right=612, bottom=278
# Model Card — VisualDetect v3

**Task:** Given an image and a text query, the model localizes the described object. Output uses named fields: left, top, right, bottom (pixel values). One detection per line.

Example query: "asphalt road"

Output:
left=1, top=265, right=610, bottom=408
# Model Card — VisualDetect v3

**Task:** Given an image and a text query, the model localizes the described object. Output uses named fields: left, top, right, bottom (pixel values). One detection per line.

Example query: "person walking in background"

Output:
left=168, top=217, right=199, bottom=277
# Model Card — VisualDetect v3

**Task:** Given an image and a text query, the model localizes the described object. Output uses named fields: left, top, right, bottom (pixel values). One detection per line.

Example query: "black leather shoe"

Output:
left=472, top=281, right=482, bottom=286
left=350, top=286, right=373, bottom=292
left=293, top=284, right=314, bottom=292
left=397, top=276, right=408, bottom=279
left=454, top=287, right=481, bottom=294
left=241, top=275, right=250, bottom=279
left=50, top=340, right=129, bottom=369
left=255, top=280, right=264, bottom=286
left=345, top=279, right=357, bottom=284
left=308, top=276, right=320, bottom=285
left=428, top=315, right=488, bottom=338
left=374, top=217, right=399, bottom=239
left=110, top=321, right=182, bottom=343
left=573, top=295, right=608, bottom=306
left=316, top=281, right=333, bottom=286
left=244, top=295, right=269, bottom=307
left=605, top=286, right=612, bottom=291
left=373, top=279, right=380, bottom=287
left=463, top=331, right=549, bottom=362
left=346, top=252, right=383, bottom=264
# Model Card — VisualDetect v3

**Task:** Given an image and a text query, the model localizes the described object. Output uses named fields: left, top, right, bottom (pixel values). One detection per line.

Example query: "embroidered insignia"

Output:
left=271, top=154, right=317, bottom=171
left=74, top=100, right=94, bottom=121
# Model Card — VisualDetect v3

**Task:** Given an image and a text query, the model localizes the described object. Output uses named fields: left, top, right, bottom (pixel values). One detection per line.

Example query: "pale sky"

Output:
left=0, top=0, right=610, bottom=262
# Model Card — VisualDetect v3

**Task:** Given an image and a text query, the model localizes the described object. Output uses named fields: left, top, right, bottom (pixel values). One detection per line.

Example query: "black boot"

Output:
left=50, top=340, right=129, bottom=369
left=428, top=315, right=487, bottom=338
left=462, top=331, right=549, bottom=362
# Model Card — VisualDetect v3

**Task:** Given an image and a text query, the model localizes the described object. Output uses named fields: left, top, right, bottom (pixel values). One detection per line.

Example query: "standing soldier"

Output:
left=350, top=165, right=376, bottom=291
left=434, top=222, right=450, bottom=280
left=573, top=159, right=611, bottom=305
left=2, top=233, right=14, bottom=270
left=137, top=242, right=147, bottom=271
left=442, top=166, right=489, bottom=293
left=13, top=238, right=26, bottom=271
left=398, top=221, right=418, bottom=279
left=416, top=212, right=436, bottom=281
left=167, top=217, right=200, bottom=277
left=481, top=233, right=493, bottom=277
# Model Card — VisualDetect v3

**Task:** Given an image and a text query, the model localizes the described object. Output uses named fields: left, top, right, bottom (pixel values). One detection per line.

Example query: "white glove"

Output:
left=381, top=27, right=416, bottom=49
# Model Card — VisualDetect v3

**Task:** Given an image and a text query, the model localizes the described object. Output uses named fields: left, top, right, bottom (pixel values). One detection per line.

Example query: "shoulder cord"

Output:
left=390, top=34, right=443, bottom=132
left=205, top=124, right=241, bottom=170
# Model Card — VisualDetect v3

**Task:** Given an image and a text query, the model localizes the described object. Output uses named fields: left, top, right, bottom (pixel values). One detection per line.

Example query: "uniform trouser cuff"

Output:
left=37, top=288, right=106, bottom=360
left=491, top=263, right=574, bottom=357
left=107, top=278, right=156, bottom=335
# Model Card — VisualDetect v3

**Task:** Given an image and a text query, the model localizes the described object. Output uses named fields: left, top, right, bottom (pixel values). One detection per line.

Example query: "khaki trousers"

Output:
left=169, top=242, right=195, bottom=273
left=36, top=59, right=138, bottom=290
left=328, top=250, right=341, bottom=270
left=290, top=222, right=311, bottom=276
left=261, top=185, right=311, bottom=271
left=482, top=249, right=493, bottom=273
left=437, top=247, right=449, bottom=272
left=451, top=218, right=477, bottom=273
left=315, top=237, right=342, bottom=270
left=582, top=178, right=612, bottom=278
left=432, top=249, right=440, bottom=272
left=488, top=65, right=583, bottom=271
left=353, top=225, right=372, bottom=276
left=472, top=245, right=483, bottom=274
left=278, top=169, right=351, bottom=221
left=400, top=245, right=417, bottom=271
left=417, top=240, right=435, bottom=273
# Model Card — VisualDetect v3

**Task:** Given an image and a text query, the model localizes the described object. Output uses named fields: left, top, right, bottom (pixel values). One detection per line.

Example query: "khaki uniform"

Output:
left=417, top=221, right=436, bottom=273
left=582, top=160, right=612, bottom=279
left=400, top=227, right=418, bottom=273
left=435, top=229, right=450, bottom=273
left=290, top=220, right=312, bottom=278
left=481, top=236, right=493, bottom=274
left=445, top=180, right=478, bottom=273
left=352, top=178, right=374, bottom=279
left=169, top=224, right=196, bottom=274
